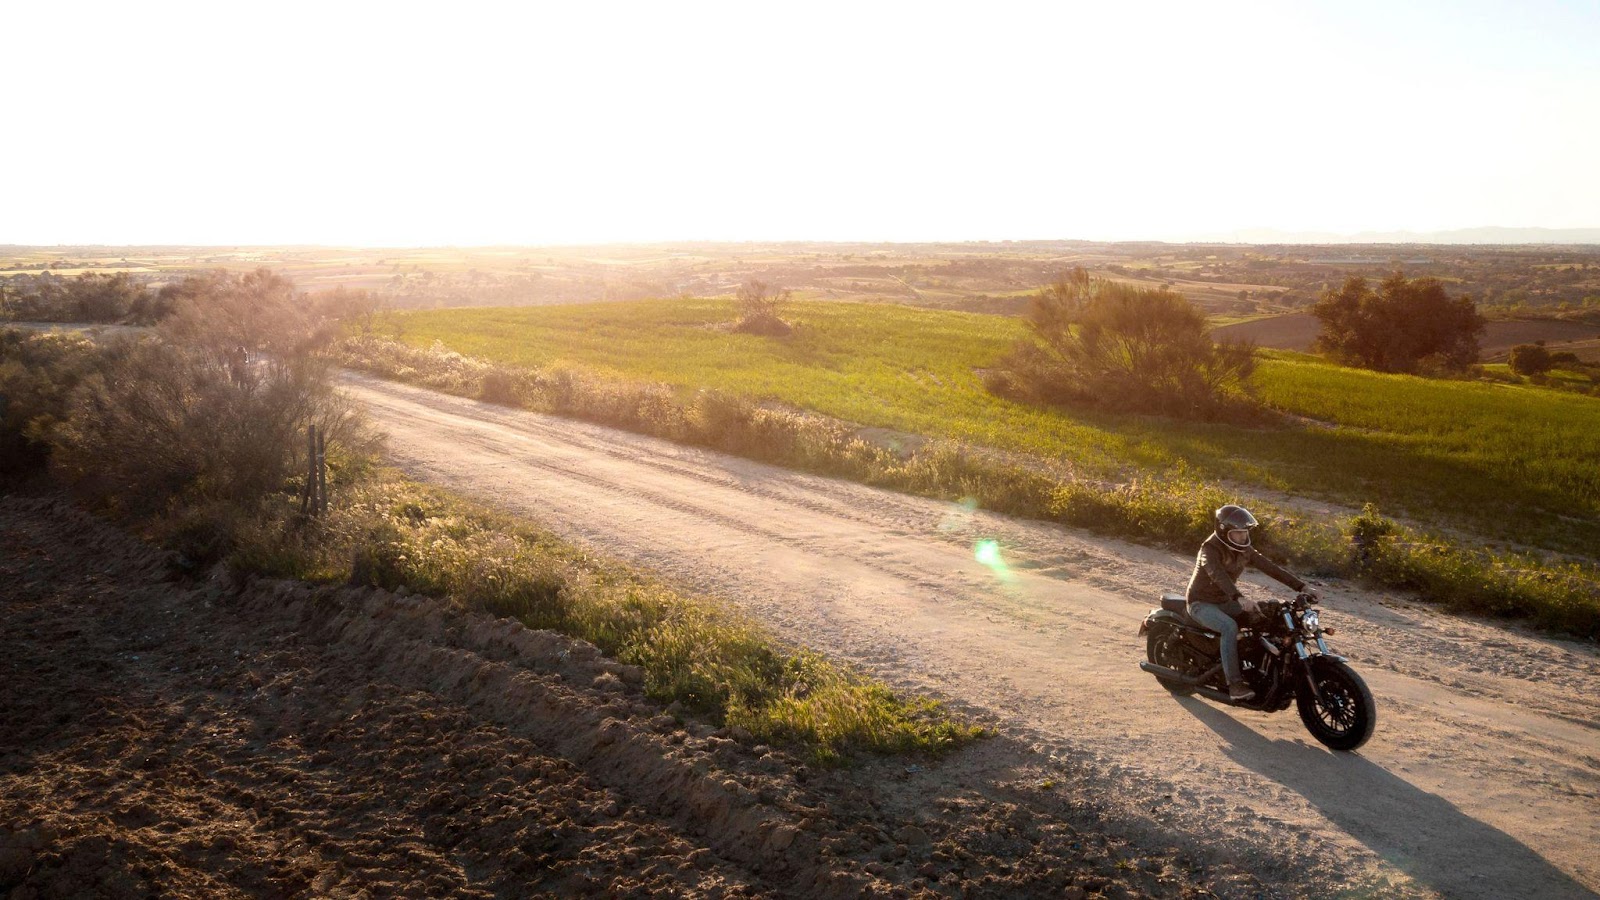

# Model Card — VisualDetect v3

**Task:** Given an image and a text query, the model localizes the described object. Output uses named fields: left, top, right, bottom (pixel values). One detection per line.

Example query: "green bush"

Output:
left=1344, top=504, right=1598, bottom=634
left=7, top=272, right=368, bottom=571
left=992, top=269, right=1257, bottom=421
left=0, top=329, right=106, bottom=478
left=1050, top=475, right=1230, bottom=548
left=1508, top=342, right=1554, bottom=377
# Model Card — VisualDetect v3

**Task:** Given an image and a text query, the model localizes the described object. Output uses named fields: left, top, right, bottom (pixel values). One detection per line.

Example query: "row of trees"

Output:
left=0, top=270, right=387, bottom=333
left=0, top=272, right=171, bottom=324
left=1310, top=273, right=1486, bottom=374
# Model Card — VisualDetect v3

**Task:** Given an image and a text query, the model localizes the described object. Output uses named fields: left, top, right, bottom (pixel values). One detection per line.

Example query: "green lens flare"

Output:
left=974, top=539, right=1003, bottom=567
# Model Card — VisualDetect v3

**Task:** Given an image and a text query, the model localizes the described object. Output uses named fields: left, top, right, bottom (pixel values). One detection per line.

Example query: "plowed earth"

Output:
left=0, top=496, right=1220, bottom=899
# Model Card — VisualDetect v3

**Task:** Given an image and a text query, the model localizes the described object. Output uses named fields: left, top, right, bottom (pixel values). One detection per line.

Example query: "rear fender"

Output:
left=1140, top=608, right=1190, bottom=637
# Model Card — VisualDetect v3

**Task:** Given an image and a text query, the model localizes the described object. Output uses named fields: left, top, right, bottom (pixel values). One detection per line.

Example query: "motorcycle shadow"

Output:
left=1171, top=695, right=1594, bottom=899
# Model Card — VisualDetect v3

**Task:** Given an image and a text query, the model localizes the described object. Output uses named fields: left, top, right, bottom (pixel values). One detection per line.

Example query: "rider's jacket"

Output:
left=1185, top=533, right=1305, bottom=606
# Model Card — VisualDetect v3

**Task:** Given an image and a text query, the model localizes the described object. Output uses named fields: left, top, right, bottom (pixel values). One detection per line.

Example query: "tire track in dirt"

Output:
left=342, top=371, right=1600, bottom=900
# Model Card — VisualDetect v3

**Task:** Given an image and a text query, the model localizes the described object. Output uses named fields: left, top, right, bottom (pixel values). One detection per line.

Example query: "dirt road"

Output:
left=344, top=372, right=1600, bottom=900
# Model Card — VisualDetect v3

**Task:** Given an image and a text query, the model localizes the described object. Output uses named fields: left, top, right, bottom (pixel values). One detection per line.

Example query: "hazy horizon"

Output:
left=6, top=0, right=1597, bottom=246
left=8, top=225, right=1600, bottom=252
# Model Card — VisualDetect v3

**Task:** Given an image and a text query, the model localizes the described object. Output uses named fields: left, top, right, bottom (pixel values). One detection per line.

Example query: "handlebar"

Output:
left=1259, top=592, right=1316, bottom=618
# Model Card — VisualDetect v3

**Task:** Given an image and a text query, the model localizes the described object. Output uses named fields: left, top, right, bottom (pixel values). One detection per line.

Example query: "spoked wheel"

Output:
left=1296, top=658, right=1377, bottom=751
left=1145, top=626, right=1194, bottom=694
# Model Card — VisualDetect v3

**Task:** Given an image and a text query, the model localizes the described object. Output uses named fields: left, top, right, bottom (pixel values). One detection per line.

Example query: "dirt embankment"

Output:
left=0, top=495, right=1229, bottom=899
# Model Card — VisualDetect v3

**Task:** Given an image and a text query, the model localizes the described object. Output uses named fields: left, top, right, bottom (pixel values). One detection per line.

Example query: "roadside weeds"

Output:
left=336, top=334, right=1600, bottom=638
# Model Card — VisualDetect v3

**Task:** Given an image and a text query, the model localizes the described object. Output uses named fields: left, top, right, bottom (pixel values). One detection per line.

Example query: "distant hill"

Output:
left=1209, top=227, right=1600, bottom=246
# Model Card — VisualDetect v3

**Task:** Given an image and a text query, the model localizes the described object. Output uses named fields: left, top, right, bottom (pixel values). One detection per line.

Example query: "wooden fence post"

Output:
left=300, top=424, right=328, bottom=516
left=316, top=425, right=328, bottom=515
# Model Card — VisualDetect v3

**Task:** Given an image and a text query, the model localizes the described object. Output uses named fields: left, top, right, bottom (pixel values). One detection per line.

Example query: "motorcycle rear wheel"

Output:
left=1145, top=626, right=1195, bottom=694
left=1296, top=658, right=1376, bottom=752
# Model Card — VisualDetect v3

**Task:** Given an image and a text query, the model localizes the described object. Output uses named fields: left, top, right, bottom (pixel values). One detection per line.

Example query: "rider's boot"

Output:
left=1228, top=682, right=1256, bottom=702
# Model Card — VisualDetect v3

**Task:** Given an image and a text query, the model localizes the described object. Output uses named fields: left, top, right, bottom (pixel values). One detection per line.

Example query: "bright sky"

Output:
left=5, top=0, right=1597, bottom=245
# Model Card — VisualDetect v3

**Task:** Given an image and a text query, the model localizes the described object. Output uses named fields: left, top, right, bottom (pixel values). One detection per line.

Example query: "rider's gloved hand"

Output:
left=1304, top=587, right=1322, bottom=603
left=1242, top=597, right=1271, bottom=623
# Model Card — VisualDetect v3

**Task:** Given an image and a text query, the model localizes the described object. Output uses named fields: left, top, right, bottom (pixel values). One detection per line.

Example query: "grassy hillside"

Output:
left=388, top=299, right=1600, bottom=560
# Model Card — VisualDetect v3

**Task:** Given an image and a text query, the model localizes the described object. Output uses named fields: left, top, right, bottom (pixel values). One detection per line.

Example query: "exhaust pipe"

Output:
left=1141, top=662, right=1251, bottom=706
left=1139, top=661, right=1221, bottom=685
left=1139, top=661, right=1193, bottom=682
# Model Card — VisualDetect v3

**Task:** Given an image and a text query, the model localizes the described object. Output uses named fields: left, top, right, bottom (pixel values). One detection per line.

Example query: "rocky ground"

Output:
left=0, top=494, right=1237, bottom=899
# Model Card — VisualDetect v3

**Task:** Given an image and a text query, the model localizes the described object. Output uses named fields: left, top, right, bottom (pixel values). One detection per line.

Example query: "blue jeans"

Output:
left=1187, top=599, right=1246, bottom=687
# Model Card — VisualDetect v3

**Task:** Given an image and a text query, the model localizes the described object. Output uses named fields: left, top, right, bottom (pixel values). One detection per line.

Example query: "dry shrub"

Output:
left=0, top=272, right=161, bottom=324
left=990, top=269, right=1258, bottom=421
left=0, top=329, right=106, bottom=477
left=478, top=368, right=525, bottom=405
left=48, top=269, right=365, bottom=516
left=732, top=280, right=793, bottom=336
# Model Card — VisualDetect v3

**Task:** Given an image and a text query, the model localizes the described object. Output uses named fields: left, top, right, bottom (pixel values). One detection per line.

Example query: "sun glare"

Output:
left=3, top=1, right=1595, bottom=244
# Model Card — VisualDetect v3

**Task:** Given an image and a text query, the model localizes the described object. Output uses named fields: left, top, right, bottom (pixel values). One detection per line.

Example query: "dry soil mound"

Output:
left=0, top=495, right=1224, bottom=899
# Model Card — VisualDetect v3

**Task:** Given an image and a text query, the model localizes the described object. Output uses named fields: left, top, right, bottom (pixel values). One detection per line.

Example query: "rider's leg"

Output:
left=1187, top=601, right=1249, bottom=697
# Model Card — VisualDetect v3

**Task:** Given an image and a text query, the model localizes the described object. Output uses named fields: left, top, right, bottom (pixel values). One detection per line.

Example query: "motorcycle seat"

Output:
left=1158, top=592, right=1216, bottom=634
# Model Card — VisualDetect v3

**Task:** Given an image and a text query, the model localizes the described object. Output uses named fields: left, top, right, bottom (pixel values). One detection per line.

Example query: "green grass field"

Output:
left=387, top=299, right=1600, bottom=560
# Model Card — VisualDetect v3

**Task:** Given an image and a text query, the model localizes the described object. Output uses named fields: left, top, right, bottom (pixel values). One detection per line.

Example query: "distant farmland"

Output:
left=1214, top=312, right=1600, bottom=358
left=384, top=299, right=1600, bottom=558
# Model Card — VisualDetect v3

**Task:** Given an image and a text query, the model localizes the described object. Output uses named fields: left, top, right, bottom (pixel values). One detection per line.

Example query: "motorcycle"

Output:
left=1138, top=591, right=1376, bottom=751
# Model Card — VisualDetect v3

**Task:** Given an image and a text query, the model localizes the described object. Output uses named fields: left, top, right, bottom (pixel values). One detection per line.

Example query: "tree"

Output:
left=1311, top=273, right=1485, bottom=373
left=313, top=286, right=385, bottom=334
left=732, top=280, right=793, bottom=336
left=53, top=268, right=353, bottom=514
left=1508, top=342, right=1554, bottom=377
left=62, top=272, right=149, bottom=322
left=0, top=272, right=156, bottom=324
left=989, top=268, right=1256, bottom=420
left=159, top=268, right=334, bottom=369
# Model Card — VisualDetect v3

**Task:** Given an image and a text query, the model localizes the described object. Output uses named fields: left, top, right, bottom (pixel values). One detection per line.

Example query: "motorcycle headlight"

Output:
left=1302, top=609, right=1321, bottom=633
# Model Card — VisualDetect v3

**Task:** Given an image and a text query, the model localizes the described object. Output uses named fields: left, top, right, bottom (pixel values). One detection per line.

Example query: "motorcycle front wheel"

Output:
left=1296, top=658, right=1377, bottom=751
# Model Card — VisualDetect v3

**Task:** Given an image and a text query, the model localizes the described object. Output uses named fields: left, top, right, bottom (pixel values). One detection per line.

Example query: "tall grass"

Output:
left=1252, top=351, right=1600, bottom=548
left=334, top=299, right=1600, bottom=636
left=238, top=469, right=982, bottom=762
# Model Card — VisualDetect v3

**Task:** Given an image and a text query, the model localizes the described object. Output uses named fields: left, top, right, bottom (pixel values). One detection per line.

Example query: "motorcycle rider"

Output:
left=1186, top=505, right=1317, bottom=702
